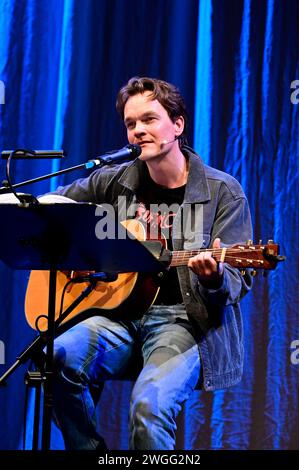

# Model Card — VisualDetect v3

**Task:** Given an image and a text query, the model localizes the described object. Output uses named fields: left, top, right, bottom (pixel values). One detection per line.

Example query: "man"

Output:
left=51, top=77, right=252, bottom=450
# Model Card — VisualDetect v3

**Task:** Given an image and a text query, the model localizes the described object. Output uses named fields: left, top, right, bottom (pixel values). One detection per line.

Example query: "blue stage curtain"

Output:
left=0, top=0, right=298, bottom=450
left=192, top=0, right=299, bottom=450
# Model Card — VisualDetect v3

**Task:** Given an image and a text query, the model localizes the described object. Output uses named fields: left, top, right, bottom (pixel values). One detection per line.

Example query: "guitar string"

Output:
left=172, top=256, right=264, bottom=263
left=172, top=248, right=264, bottom=255
left=172, top=249, right=264, bottom=259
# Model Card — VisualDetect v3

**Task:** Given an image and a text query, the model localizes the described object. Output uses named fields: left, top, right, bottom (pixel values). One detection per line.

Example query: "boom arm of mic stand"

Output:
left=0, top=160, right=104, bottom=195
left=0, top=145, right=140, bottom=194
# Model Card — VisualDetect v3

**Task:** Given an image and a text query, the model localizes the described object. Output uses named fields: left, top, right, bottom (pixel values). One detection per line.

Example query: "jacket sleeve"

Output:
left=194, top=194, right=253, bottom=306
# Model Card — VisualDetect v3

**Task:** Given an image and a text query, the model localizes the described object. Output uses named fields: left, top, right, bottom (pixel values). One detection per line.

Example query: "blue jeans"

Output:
left=52, top=304, right=201, bottom=450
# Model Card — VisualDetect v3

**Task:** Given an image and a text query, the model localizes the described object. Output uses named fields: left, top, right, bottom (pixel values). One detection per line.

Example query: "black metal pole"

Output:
left=0, top=162, right=92, bottom=194
left=33, top=378, right=42, bottom=450
left=0, top=335, right=46, bottom=386
left=41, top=268, right=57, bottom=450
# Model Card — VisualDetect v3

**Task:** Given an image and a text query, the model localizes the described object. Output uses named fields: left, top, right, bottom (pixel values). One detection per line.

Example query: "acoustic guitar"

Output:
left=25, top=219, right=283, bottom=332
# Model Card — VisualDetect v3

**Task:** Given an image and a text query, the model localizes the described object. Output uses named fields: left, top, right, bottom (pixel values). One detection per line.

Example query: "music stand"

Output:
left=0, top=202, right=165, bottom=450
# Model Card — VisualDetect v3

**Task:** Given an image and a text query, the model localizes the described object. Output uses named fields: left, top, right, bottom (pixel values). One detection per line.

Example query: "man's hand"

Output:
left=188, top=238, right=224, bottom=288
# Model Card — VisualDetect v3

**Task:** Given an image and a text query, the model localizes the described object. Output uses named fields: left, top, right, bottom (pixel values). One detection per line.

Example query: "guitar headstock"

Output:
left=219, top=240, right=285, bottom=272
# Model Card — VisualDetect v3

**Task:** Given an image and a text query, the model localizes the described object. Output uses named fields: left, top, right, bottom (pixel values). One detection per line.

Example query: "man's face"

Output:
left=123, top=91, right=183, bottom=161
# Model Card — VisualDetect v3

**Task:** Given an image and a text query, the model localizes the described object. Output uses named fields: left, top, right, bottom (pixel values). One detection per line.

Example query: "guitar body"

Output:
left=25, top=219, right=282, bottom=333
left=25, top=219, right=163, bottom=331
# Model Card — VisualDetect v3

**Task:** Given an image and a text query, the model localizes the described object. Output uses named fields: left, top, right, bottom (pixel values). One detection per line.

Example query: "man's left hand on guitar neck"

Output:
left=188, top=238, right=224, bottom=289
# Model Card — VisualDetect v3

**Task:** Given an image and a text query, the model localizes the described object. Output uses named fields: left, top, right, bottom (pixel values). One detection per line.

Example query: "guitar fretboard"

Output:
left=170, top=247, right=267, bottom=268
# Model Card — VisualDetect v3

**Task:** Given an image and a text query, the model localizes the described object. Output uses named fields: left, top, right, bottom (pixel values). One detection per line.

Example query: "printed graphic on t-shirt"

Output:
left=135, top=179, right=186, bottom=305
left=135, top=201, right=179, bottom=241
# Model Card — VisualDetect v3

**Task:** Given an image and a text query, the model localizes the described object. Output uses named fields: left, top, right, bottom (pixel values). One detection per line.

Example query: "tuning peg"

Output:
left=240, top=269, right=246, bottom=276
left=267, top=239, right=274, bottom=244
left=258, top=239, right=262, bottom=245
left=246, top=239, right=253, bottom=246
left=250, top=269, right=257, bottom=277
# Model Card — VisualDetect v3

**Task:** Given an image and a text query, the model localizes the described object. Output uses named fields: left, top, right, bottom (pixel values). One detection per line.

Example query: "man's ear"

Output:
left=174, top=115, right=185, bottom=137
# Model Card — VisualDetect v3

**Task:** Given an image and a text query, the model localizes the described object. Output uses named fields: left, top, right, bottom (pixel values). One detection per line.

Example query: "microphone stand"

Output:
left=0, top=275, right=114, bottom=450
left=0, top=144, right=141, bottom=195
left=0, top=145, right=140, bottom=449
left=0, top=153, right=110, bottom=195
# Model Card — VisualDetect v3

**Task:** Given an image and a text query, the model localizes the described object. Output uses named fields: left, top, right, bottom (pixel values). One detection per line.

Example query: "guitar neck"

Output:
left=170, top=248, right=228, bottom=267
left=169, top=243, right=281, bottom=270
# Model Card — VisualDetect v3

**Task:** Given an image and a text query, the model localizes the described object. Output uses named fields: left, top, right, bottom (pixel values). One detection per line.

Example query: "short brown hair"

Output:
left=116, top=76, right=188, bottom=146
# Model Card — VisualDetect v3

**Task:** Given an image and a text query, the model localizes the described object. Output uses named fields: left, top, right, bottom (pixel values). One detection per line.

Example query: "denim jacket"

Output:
left=55, top=146, right=253, bottom=391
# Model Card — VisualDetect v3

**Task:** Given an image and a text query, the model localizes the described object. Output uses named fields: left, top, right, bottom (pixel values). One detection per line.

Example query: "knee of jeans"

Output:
left=52, top=342, right=82, bottom=384
left=130, top=382, right=168, bottom=425
left=130, top=396, right=154, bottom=428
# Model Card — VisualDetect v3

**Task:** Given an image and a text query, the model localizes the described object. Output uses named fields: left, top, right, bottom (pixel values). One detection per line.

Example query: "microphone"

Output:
left=85, top=144, right=141, bottom=169
left=160, top=136, right=178, bottom=148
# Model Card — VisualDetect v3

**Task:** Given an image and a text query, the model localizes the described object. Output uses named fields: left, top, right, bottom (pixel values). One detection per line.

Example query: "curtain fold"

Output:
left=193, top=0, right=299, bottom=450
